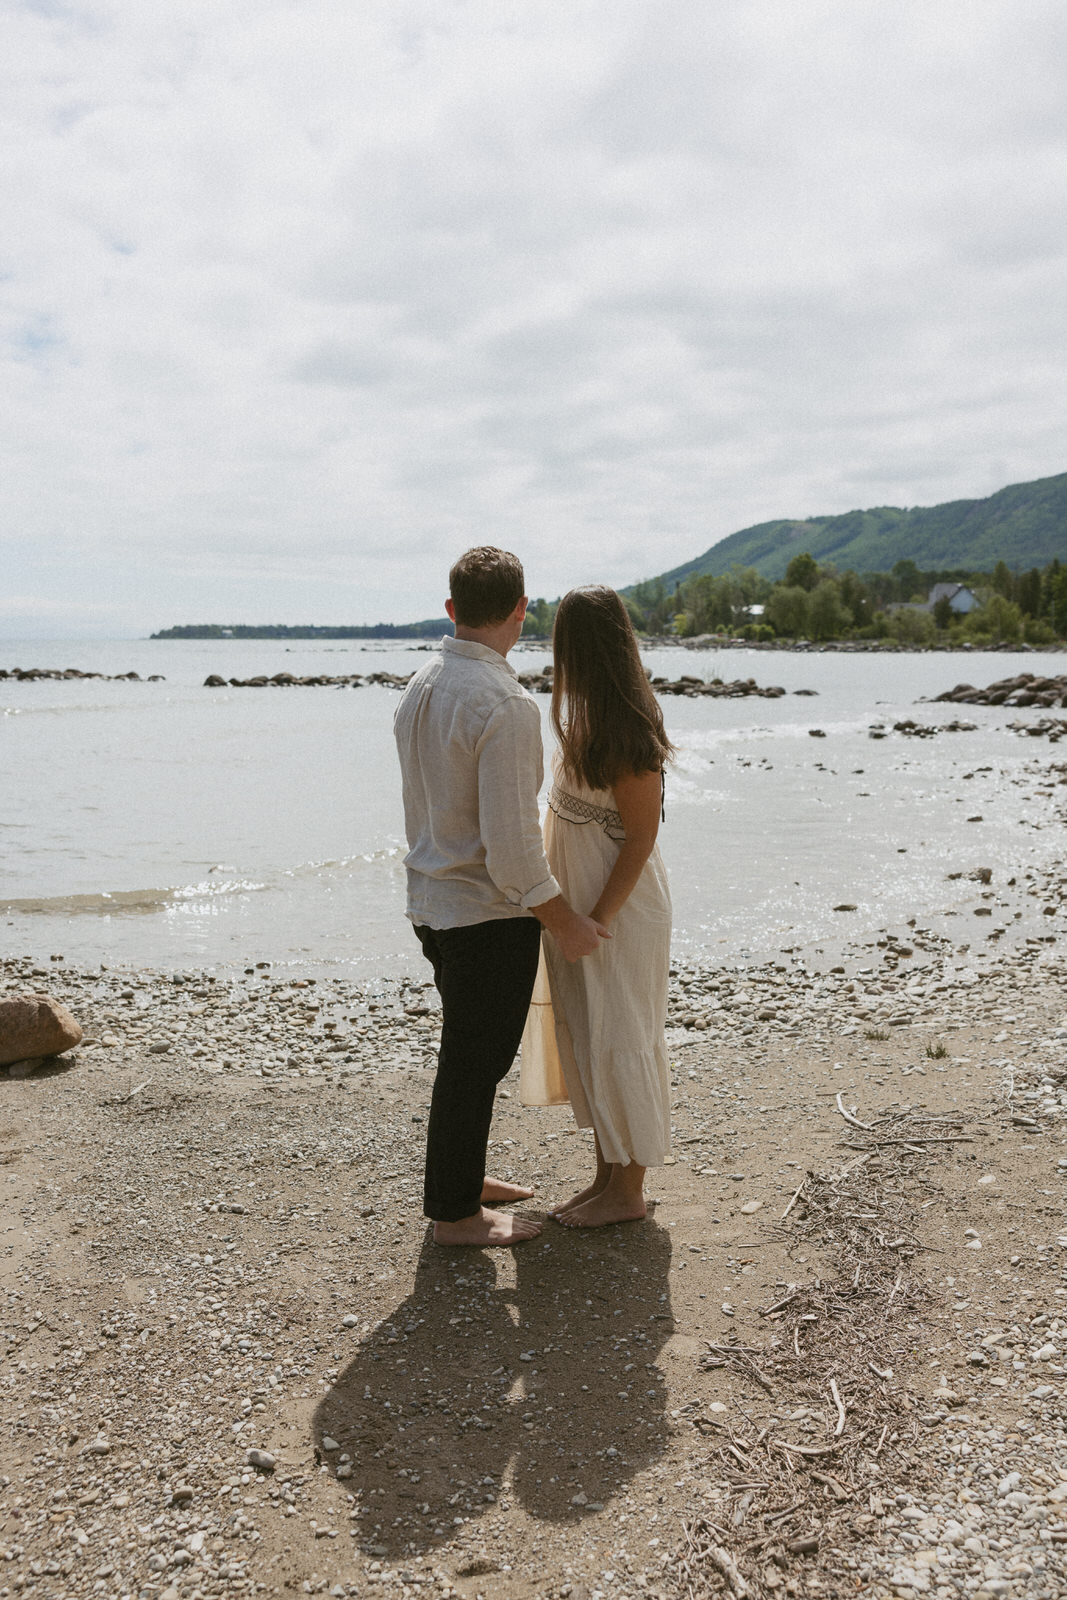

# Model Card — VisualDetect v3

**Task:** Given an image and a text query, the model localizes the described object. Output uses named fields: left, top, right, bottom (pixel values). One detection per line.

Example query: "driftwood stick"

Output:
left=111, top=1079, right=151, bottom=1105
left=770, top=1438, right=841, bottom=1458
left=830, top=1377, right=846, bottom=1437
left=690, top=1517, right=732, bottom=1540
left=835, top=1091, right=873, bottom=1130
left=705, top=1543, right=752, bottom=1598
left=811, top=1469, right=851, bottom=1501
left=759, top=1286, right=806, bottom=1317
left=781, top=1177, right=807, bottom=1219
left=763, top=1499, right=807, bottom=1527
left=869, top=1135, right=975, bottom=1147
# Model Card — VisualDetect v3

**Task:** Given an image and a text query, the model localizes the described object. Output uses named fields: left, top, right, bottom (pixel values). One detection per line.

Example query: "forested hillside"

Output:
left=652, top=470, right=1067, bottom=586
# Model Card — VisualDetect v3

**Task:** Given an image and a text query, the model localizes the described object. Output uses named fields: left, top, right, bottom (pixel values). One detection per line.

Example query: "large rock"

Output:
left=933, top=672, right=1067, bottom=708
left=0, top=995, right=83, bottom=1066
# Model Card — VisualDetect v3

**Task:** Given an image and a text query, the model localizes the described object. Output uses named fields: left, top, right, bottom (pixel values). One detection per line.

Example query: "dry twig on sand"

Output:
left=671, top=1109, right=966, bottom=1600
left=833, top=1091, right=873, bottom=1131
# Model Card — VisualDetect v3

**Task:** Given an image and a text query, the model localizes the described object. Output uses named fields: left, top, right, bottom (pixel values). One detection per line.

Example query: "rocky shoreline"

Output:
left=932, top=675, right=1067, bottom=710
left=5, top=642, right=1065, bottom=698
left=2, top=849, right=1063, bottom=1079
left=0, top=668, right=164, bottom=682
left=2, top=837, right=1067, bottom=1600
left=200, top=669, right=808, bottom=698
left=203, top=671, right=413, bottom=691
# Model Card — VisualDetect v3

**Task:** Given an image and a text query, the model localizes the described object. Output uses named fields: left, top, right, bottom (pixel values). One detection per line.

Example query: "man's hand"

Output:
left=556, top=910, right=611, bottom=962
left=533, top=896, right=611, bottom=962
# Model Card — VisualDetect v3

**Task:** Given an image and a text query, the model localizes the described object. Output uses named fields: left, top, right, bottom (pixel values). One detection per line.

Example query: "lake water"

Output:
left=2, top=639, right=1063, bottom=979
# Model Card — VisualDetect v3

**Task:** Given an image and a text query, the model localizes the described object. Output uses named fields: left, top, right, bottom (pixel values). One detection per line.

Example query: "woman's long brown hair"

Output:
left=551, top=586, right=674, bottom=791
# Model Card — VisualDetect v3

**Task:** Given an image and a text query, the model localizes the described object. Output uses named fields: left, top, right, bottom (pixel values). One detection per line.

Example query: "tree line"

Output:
left=523, top=557, right=1067, bottom=644
left=151, top=620, right=449, bottom=640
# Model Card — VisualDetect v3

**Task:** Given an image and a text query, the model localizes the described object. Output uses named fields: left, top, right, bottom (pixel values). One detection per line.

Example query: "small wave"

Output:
left=172, top=878, right=267, bottom=900
left=0, top=700, right=172, bottom=719
left=0, top=879, right=267, bottom=917
left=280, top=848, right=403, bottom=881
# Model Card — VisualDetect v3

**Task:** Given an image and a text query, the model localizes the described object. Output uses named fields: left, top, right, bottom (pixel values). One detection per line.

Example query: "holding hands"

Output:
left=534, top=895, right=611, bottom=961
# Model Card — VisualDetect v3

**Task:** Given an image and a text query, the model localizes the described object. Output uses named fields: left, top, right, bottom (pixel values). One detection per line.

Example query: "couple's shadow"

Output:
left=313, top=1218, right=674, bottom=1559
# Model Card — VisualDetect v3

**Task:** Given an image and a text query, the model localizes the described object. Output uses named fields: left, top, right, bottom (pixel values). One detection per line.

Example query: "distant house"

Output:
left=927, top=583, right=980, bottom=614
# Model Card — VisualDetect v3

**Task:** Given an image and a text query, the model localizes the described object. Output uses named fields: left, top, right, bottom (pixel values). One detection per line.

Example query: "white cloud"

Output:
left=2, top=0, right=1066, bottom=635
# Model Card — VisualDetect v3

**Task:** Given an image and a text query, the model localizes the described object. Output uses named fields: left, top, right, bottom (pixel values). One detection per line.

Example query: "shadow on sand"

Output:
left=313, top=1217, right=674, bottom=1558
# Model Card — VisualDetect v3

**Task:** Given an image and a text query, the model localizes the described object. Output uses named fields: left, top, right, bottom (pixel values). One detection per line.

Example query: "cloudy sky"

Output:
left=4, top=0, right=1067, bottom=637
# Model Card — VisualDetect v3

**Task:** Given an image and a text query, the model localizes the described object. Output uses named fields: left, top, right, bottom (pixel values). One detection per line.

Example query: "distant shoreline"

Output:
left=150, top=622, right=450, bottom=640
left=144, top=632, right=1067, bottom=654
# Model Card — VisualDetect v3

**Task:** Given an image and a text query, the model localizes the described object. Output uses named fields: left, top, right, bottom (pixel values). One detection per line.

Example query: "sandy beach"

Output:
left=3, top=782, right=1067, bottom=1600
left=7, top=6, right=1067, bottom=1594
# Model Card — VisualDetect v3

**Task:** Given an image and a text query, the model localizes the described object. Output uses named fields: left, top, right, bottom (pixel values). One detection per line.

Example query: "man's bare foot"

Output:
left=480, top=1178, right=535, bottom=1204
left=550, top=1178, right=608, bottom=1218
left=554, top=1193, right=646, bottom=1229
left=433, top=1207, right=542, bottom=1247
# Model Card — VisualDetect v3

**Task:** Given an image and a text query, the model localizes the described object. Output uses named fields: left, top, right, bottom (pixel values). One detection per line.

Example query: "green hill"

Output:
left=649, top=470, right=1067, bottom=586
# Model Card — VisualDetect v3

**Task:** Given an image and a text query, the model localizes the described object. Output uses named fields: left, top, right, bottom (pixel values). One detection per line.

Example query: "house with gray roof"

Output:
left=927, top=583, right=980, bottom=614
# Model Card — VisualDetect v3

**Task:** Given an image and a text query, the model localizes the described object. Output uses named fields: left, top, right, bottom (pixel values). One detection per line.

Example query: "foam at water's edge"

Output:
left=0, top=880, right=267, bottom=916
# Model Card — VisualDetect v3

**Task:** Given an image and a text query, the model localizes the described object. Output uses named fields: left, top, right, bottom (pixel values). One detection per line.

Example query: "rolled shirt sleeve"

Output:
left=476, top=697, right=561, bottom=909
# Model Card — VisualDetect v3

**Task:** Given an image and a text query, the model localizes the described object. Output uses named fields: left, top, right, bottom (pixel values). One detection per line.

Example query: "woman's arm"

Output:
left=588, top=767, right=663, bottom=927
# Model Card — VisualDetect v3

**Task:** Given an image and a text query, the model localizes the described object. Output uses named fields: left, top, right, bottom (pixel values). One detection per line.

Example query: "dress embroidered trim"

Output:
left=547, top=783, right=625, bottom=841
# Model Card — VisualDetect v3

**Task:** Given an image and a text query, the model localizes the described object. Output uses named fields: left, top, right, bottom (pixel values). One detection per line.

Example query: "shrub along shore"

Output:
left=548, top=554, right=1067, bottom=649
left=617, top=553, right=1067, bottom=646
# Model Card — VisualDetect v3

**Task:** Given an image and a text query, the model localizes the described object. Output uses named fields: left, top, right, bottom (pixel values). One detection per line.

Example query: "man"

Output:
left=394, top=547, right=608, bottom=1246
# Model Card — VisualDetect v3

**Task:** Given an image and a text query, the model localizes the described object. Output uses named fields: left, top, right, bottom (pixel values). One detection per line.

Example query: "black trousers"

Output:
left=415, top=917, right=542, bottom=1222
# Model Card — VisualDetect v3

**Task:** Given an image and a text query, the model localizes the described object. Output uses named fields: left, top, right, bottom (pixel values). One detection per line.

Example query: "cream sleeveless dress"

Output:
left=520, top=759, right=672, bottom=1167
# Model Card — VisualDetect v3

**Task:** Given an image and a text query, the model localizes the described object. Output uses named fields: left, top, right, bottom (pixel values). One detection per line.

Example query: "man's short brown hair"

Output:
left=449, top=547, right=525, bottom=628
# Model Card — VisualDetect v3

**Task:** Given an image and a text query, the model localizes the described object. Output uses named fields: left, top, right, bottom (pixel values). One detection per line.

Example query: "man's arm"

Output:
left=477, top=698, right=609, bottom=961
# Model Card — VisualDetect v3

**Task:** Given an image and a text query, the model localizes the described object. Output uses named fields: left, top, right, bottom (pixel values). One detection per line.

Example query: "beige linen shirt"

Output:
left=393, top=636, right=561, bottom=928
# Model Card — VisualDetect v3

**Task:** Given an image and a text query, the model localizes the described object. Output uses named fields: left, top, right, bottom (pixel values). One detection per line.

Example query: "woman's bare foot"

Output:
left=555, top=1160, right=647, bottom=1229
left=550, top=1177, right=608, bottom=1218
left=552, top=1133, right=612, bottom=1218
left=554, top=1192, right=646, bottom=1229
left=480, top=1178, right=535, bottom=1204
left=433, top=1207, right=542, bottom=1247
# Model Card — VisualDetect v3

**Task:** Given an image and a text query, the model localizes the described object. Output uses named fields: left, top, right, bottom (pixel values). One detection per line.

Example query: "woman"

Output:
left=520, top=585, right=673, bottom=1228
